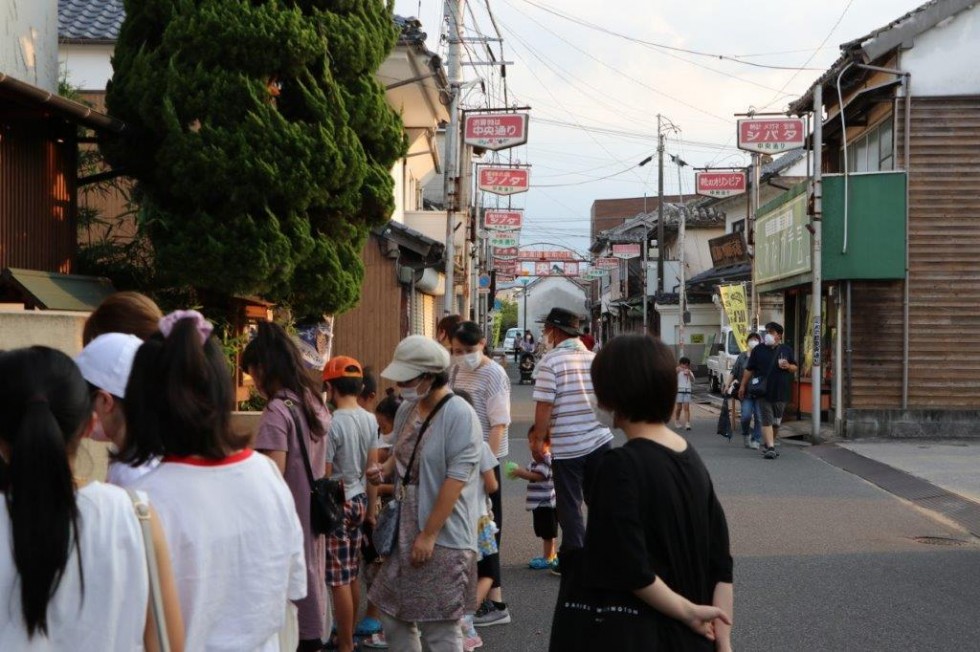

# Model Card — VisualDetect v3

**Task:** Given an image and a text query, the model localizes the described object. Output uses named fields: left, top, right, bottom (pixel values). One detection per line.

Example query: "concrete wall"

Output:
left=657, top=303, right=720, bottom=368
left=0, top=309, right=87, bottom=355
left=900, top=4, right=980, bottom=97
left=847, top=409, right=980, bottom=439
left=1, top=0, right=59, bottom=91
left=517, top=277, right=588, bottom=338
left=58, top=43, right=114, bottom=91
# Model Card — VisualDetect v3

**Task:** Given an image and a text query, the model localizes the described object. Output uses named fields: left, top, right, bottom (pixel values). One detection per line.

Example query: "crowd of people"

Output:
left=0, top=293, right=735, bottom=652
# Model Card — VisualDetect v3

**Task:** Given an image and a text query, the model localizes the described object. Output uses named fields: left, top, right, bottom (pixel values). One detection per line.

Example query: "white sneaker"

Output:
left=749, top=440, right=761, bottom=450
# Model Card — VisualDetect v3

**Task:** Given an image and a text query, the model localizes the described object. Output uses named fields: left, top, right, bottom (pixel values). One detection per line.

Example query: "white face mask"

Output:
left=399, top=378, right=431, bottom=402
left=594, top=406, right=616, bottom=429
left=764, top=333, right=776, bottom=346
left=454, top=352, right=482, bottom=372
left=747, top=340, right=759, bottom=350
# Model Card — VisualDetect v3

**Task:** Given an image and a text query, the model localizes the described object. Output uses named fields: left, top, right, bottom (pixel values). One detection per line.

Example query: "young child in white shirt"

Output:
left=675, top=356, right=695, bottom=431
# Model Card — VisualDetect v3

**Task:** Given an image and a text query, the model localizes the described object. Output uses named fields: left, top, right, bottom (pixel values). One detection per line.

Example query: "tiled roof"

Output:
left=59, top=0, right=125, bottom=42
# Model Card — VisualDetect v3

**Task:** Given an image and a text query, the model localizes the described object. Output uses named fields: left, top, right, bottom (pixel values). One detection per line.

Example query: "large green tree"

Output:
left=103, top=0, right=405, bottom=318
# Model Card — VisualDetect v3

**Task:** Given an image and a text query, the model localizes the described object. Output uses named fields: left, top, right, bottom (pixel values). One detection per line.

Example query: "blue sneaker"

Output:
left=529, top=557, right=553, bottom=570
left=356, top=617, right=383, bottom=637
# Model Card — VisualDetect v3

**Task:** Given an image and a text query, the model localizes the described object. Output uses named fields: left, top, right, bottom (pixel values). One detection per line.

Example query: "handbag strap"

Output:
left=283, top=398, right=318, bottom=489
left=126, top=490, right=171, bottom=652
left=401, top=393, right=455, bottom=487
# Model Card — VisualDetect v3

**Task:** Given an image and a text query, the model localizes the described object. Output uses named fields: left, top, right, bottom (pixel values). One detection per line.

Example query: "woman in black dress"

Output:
left=581, top=335, right=734, bottom=651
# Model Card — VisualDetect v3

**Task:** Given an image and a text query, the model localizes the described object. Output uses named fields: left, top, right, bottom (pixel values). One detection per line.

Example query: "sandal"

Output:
left=355, top=617, right=383, bottom=637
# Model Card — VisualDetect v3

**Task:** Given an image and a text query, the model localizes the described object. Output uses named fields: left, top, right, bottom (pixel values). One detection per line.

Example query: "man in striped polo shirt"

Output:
left=530, top=308, right=614, bottom=554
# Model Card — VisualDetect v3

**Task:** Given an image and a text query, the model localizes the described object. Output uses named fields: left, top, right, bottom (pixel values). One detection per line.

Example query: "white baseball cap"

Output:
left=381, top=335, right=451, bottom=382
left=75, top=333, right=143, bottom=399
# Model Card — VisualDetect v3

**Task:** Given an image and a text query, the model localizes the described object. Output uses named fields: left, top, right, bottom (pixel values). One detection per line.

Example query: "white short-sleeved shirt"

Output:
left=328, top=407, right=376, bottom=500
left=0, top=482, right=149, bottom=651
left=106, top=457, right=161, bottom=488
left=533, top=339, right=613, bottom=460
left=451, top=359, right=511, bottom=457
left=132, top=450, right=306, bottom=652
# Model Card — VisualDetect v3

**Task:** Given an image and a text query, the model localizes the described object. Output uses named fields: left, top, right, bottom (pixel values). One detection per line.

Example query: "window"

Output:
left=844, top=118, right=894, bottom=172
left=732, top=219, right=745, bottom=234
left=727, top=330, right=740, bottom=355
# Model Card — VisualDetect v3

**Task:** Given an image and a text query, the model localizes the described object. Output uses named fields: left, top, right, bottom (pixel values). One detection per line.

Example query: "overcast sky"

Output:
left=393, top=0, right=925, bottom=254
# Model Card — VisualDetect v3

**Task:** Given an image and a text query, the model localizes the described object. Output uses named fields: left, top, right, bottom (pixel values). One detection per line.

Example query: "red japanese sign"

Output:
left=612, top=243, right=641, bottom=259
left=464, top=113, right=529, bottom=151
left=478, top=167, right=530, bottom=195
left=534, top=261, right=580, bottom=276
left=594, top=257, right=619, bottom=269
left=496, top=274, right=516, bottom=283
left=492, top=246, right=519, bottom=260
left=494, top=260, right=518, bottom=275
left=517, top=250, right=576, bottom=262
left=483, top=210, right=524, bottom=230
left=737, top=118, right=805, bottom=154
left=695, top=171, right=747, bottom=198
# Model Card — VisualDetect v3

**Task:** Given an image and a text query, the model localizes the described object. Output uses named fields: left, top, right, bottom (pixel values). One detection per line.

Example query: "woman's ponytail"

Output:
left=0, top=347, right=90, bottom=637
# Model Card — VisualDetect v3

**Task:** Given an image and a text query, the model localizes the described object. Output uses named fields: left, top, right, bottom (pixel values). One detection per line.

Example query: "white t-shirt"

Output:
left=106, top=457, right=161, bottom=488
left=451, top=360, right=512, bottom=458
left=132, top=450, right=306, bottom=652
left=0, top=482, right=149, bottom=651
left=477, top=442, right=499, bottom=518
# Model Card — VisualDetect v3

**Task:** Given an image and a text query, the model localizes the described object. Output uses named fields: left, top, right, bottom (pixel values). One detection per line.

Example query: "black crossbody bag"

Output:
left=373, top=393, right=455, bottom=556
left=283, top=399, right=345, bottom=536
left=748, top=347, right=781, bottom=398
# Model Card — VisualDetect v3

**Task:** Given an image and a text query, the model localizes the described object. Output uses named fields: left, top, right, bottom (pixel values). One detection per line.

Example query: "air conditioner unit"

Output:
left=397, top=266, right=446, bottom=296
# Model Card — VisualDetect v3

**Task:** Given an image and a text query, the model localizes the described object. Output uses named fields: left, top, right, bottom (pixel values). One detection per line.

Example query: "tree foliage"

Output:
left=103, top=0, right=406, bottom=318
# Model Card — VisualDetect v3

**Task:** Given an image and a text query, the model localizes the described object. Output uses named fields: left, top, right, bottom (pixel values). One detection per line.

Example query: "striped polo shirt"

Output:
left=533, top=339, right=613, bottom=460
left=526, top=453, right=557, bottom=510
left=451, top=359, right=511, bottom=457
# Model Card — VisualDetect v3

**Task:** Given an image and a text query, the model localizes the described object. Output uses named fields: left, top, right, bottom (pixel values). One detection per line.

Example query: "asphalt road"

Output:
left=479, top=370, right=980, bottom=651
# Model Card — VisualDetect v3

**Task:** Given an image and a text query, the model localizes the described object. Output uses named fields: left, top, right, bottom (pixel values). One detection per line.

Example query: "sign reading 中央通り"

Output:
left=492, top=246, right=519, bottom=260
left=708, top=233, right=749, bottom=268
left=737, top=118, right=805, bottom=154
left=696, top=171, right=746, bottom=198
left=517, top=250, right=576, bottom=262
left=478, top=167, right=530, bottom=195
left=719, top=284, right=750, bottom=352
left=464, top=113, right=529, bottom=151
left=755, top=193, right=811, bottom=285
left=612, top=243, right=641, bottom=259
left=484, top=210, right=523, bottom=230
left=490, top=235, right=519, bottom=248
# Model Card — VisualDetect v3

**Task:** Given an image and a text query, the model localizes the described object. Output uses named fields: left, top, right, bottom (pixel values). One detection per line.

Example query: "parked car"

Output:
left=706, top=326, right=743, bottom=393
left=502, top=327, right=522, bottom=353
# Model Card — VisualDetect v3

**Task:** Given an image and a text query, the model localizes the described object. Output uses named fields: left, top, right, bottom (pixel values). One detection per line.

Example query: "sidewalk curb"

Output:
left=808, top=444, right=980, bottom=540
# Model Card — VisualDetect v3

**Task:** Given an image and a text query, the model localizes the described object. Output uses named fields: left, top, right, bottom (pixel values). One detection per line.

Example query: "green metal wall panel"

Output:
left=822, top=172, right=906, bottom=280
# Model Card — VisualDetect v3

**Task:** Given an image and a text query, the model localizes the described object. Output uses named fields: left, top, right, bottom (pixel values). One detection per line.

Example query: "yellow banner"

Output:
left=719, top=284, right=750, bottom=352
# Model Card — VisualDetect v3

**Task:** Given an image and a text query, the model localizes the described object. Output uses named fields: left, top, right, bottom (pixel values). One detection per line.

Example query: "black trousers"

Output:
left=552, top=442, right=613, bottom=552
left=489, top=464, right=503, bottom=588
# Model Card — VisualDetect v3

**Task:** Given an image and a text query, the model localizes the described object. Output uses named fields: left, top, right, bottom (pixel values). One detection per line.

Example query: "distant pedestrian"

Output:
left=555, top=334, right=733, bottom=651
left=125, top=310, right=307, bottom=650
left=437, top=314, right=463, bottom=351
left=530, top=307, right=613, bottom=563
left=728, top=332, right=763, bottom=449
left=242, top=322, right=332, bottom=652
left=739, top=322, right=799, bottom=460
left=323, top=356, right=377, bottom=652
left=507, top=427, right=558, bottom=571
left=367, top=336, right=482, bottom=651
left=674, top=357, right=695, bottom=431
left=0, top=346, right=184, bottom=651
left=450, top=321, right=511, bottom=626
left=580, top=325, right=595, bottom=352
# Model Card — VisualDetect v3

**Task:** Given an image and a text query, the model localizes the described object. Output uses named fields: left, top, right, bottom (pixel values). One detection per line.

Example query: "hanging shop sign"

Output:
left=483, top=210, right=524, bottom=230
left=718, top=284, right=750, bottom=352
left=737, top=117, right=805, bottom=154
left=478, top=167, right=530, bottom=195
left=696, top=171, right=747, bottom=198
left=496, top=274, right=516, bottom=283
left=594, top=257, right=619, bottom=269
left=612, top=243, right=641, bottom=260
left=755, top=192, right=810, bottom=285
left=534, top=261, right=580, bottom=276
left=708, top=232, right=749, bottom=268
left=493, top=260, right=518, bottom=275
left=517, top=250, right=576, bottom=262
left=464, top=113, right=530, bottom=151
left=492, top=246, right=519, bottom=260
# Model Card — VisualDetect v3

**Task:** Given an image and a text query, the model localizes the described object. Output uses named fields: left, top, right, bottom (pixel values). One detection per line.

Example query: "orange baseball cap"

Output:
left=323, top=355, right=363, bottom=381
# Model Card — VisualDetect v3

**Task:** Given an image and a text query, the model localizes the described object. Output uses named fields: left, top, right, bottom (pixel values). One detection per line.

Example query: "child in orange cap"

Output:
left=322, top=356, right=377, bottom=652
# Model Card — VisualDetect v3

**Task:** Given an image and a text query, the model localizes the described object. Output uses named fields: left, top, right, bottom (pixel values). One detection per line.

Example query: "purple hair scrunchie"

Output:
left=158, top=309, right=214, bottom=345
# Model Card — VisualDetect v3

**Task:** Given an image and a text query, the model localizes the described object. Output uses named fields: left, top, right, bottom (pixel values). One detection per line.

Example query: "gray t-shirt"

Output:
left=328, top=406, right=376, bottom=500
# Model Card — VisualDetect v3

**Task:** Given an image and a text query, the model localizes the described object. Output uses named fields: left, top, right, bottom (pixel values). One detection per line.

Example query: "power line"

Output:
left=519, top=0, right=826, bottom=72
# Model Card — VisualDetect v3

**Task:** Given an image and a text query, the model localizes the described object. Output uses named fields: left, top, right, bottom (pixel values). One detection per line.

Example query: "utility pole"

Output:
left=750, top=152, right=760, bottom=330
left=442, top=0, right=464, bottom=314
left=673, top=154, right=688, bottom=357
left=811, top=84, right=824, bottom=442
left=656, top=114, right=666, bottom=297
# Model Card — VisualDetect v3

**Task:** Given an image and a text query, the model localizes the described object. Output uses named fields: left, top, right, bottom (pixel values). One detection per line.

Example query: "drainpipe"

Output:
left=835, top=62, right=854, bottom=254
left=851, top=63, right=911, bottom=409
